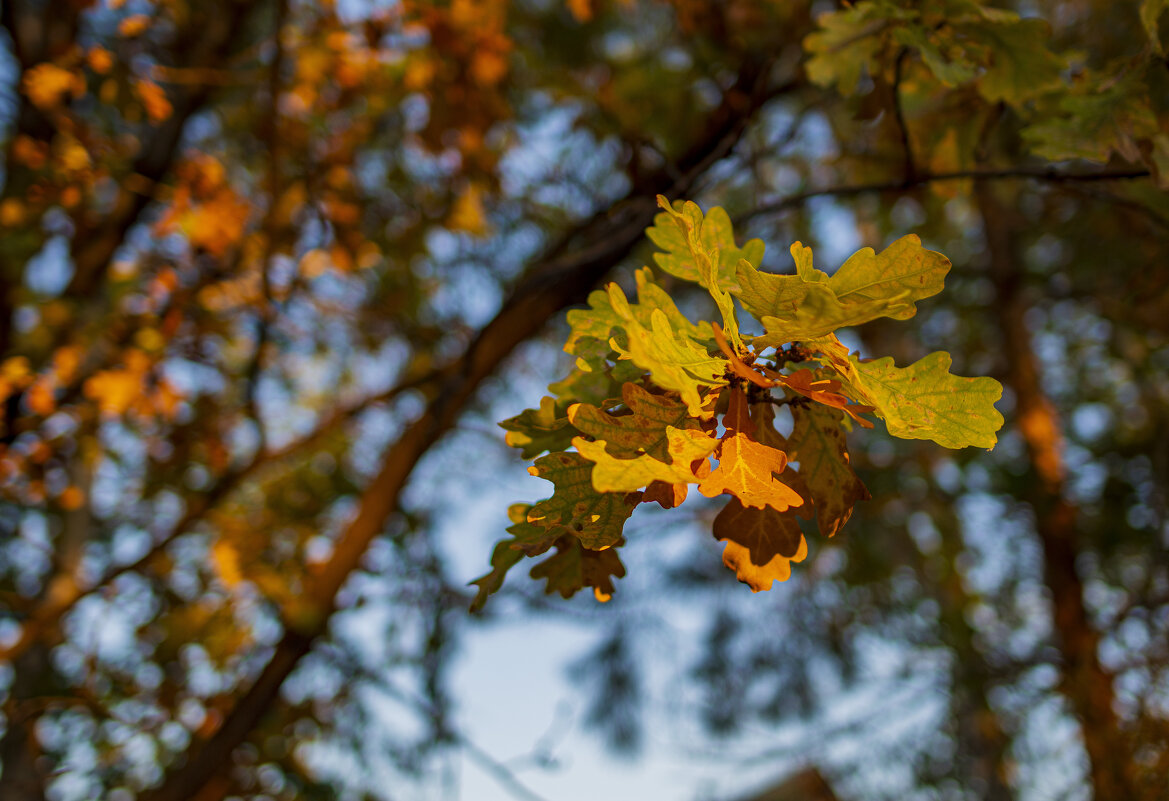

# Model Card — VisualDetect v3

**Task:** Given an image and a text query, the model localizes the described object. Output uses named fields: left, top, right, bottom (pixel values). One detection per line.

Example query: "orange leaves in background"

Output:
left=566, top=0, right=594, bottom=22
left=23, top=63, right=84, bottom=110
left=118, top=14, right=150, bottom=37
left=158, top=155, right=251, bottom=256
left=135, top=79, right=173, bottom=123
left=87, top=46, right=114, bottom=75
left=84, top=350, right=150, bottom=416
left=83, top=349, right=183, bottom=420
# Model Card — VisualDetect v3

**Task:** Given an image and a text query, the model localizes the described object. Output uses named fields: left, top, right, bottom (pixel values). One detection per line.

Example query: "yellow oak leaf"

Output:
left=573, top=426, right=716, bottom=493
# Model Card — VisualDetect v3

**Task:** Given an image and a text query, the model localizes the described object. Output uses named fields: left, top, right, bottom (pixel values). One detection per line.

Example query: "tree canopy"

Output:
left=0, top=1, right=1167, bottom=800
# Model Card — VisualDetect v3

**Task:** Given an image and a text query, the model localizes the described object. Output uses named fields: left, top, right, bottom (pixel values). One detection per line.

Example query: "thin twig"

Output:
left=892, top=47, right=917, bottom=186
left=737, top=166, right=1153, bottom=225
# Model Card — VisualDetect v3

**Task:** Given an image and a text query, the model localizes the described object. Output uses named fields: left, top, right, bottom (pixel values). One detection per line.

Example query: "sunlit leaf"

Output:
left=838, top=352, right=1004, bottom=449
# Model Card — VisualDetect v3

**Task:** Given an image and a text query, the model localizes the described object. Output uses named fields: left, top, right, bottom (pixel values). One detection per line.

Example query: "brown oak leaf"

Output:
left=714, top=499, right=808, bottom=592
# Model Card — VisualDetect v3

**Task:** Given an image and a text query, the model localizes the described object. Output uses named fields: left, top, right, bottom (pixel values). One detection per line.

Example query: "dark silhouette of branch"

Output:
left=892, top=47, right=917, bottom=186
left=739, top=166, right=1153, bottom=225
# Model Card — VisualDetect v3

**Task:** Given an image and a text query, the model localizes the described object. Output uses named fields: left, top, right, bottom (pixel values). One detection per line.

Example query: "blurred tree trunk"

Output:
left=932, top=492, right=1016, bottom=801
left=978, top=185, right=1138, bottom=801
left=0, top=645, right=51, bottom=801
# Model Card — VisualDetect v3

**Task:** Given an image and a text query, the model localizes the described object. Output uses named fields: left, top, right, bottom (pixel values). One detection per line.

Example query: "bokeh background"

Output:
left=0, top=1, right=1167, bottom=800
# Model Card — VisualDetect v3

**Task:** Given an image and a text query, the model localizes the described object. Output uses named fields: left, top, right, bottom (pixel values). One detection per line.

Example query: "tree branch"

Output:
left=892, top=47, right=917, bottom=186
left=739, top=166, right=1153, bottom=225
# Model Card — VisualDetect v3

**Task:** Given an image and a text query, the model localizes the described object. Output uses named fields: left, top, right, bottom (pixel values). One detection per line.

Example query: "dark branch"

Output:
left=738, top=166, right=1154, bottom=225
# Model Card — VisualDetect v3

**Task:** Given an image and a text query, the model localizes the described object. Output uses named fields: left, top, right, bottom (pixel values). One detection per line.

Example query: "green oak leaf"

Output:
left=574, top=427, right=718, bottom=493
left=785, top=403, right=871, bottom=537
left=1023, top=71, right=1158, bottom=164
left=653, top=196, right=747, bottom=352
left=530, top=536, right=626, bottom=601
left=838, top=352, right=1004, bottom=449
left=526, top=451, right=637, bottom=549
left=892, top=25, right=978, bottom=87
left=963, top=18, right=1066, bottom=104
left=469, top=504, right=560, bottom=612
left=499, top=396, right=577, bottom=459
left=568, top=382, right=699, bottom=461
left=830, top=234, right=950, bottom=316
left=803, top=2, right=903, bottom=96
left=737, top=236, right=950, bottom=346
left=646, top=200, right=763, bottom=291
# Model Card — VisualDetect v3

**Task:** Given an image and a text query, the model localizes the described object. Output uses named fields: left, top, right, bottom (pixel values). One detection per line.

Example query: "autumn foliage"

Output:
left=480, top=197, right=1003, bottom=603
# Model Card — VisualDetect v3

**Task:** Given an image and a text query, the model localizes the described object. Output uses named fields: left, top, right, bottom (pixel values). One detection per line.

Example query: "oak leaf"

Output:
left=568, top=382, right=698, bottom=461
left=739, top=237, right=950, bottom=346
left=785, top=403, right=870, bottom=537
left=500, top=396, right=577, bottom=459
left=713, top=498, right=807, bottom=591
left=698, top=433, right=803, bottom=512
left=574, top=426, right=717, bottom=493
left=529, top=536, right=626, bottom=602
left=608, top=292, right=726, bottom=418
left=646, top=198, right=763, bottom=290
left=565, top=267, right=711, bottom=371
left=642, top=480, right=687, bottom=509
left=526, top=452, right=637, bottom=549
left=470, top=504, right=561, bottom=612
left=839, top=352, right=1004, bottom=449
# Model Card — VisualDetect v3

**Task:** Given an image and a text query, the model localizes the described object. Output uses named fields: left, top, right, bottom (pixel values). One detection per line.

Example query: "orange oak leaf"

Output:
left=713, top=499, right=808, bottom=591
left=698, top=433, right=803, bottom=511
left=722, top=384, right=755, bottom=436
left=762, top=366, right=875, bottom=428
left=713, top=322, right=775, bottom=389
left=748, top=401, right=813, bottom=520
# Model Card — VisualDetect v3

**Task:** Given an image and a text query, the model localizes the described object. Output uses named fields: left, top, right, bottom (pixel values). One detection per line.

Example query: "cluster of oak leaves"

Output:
left=472, top=197, right=1005, bottom=609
